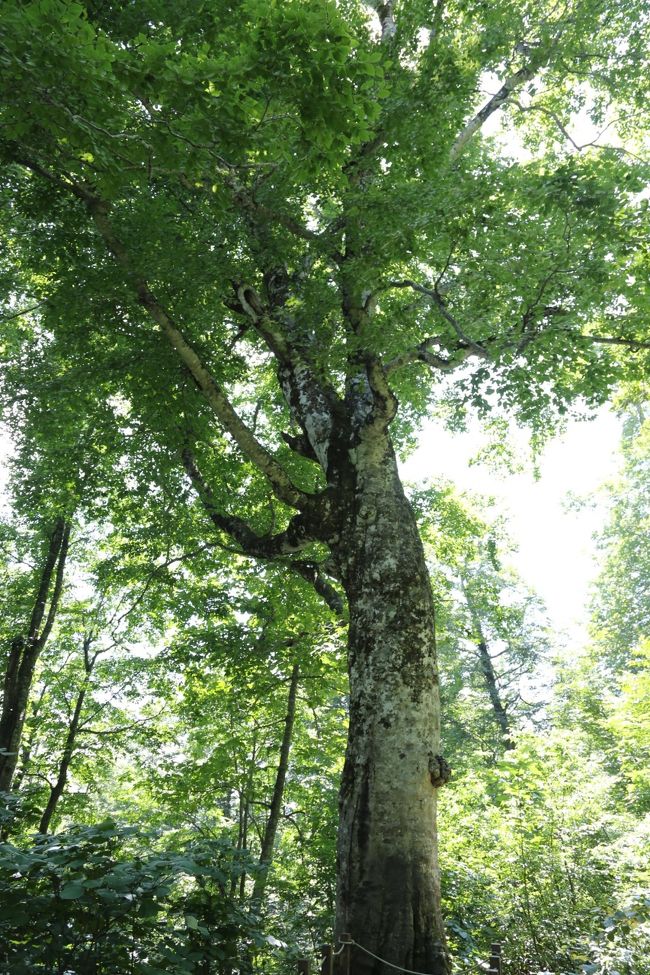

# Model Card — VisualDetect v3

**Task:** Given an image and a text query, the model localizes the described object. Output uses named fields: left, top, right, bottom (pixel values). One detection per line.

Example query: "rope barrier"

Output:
left=339, top=938, right=447, bottom=975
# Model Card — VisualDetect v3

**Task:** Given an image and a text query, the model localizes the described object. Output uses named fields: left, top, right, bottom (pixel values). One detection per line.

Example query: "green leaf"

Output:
left=59, top=883, right=85, bottom=900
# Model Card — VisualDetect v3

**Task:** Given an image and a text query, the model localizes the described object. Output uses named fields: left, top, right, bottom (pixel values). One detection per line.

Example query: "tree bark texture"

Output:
left=332, top=428, right=449, bottom=975
left=0, top=519, right=70, bottom=793
left=10, top=680, right=49, bottom=794
left=23, top=174, right=452, bottom=972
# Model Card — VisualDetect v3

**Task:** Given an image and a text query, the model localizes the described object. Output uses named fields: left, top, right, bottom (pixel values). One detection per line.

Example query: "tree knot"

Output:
left=428, top=753, right=451, bottom=788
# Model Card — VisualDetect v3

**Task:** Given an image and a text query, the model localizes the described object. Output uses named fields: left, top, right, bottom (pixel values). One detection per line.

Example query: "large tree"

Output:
left=1, top=0, right=649, bottom=970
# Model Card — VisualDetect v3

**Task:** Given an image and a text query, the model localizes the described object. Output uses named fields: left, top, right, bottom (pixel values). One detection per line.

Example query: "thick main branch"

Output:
left=182, top=449, right=343, bottom=613
left=85, top=198, right=308, bottom=510
left=8, top=152, right=309, bottom=512
left=451, top=62, right=539, bottom=160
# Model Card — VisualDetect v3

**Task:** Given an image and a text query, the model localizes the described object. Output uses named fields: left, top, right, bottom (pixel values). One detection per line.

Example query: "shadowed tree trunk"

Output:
left=240, top=662, right=301, bottom=975
left=10, top=679, right=49, bottom=794
left=231, top=736, right=257, bottom=902
left=251, top=660, right=300, bottom=905
left=38, top=683, right=87, bottom=834
left=0, top=518, right=71, bottom=793
left=38, top=634, right=95, bottom=834
left=476, top=636, right=514, bottom=751
left=3, top=0, right=650, bottom=966
left=464, top=590, right=514, bottom=751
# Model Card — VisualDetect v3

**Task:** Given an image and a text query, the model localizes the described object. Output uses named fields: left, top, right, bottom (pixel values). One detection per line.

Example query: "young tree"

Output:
left=0, top=517, right=70, bottom=793
left=1, top=1, right=649, bottom=970
left=417, top=483, right=549, bottom=762
left=557, top=392, right=650, bottom=813
left=3, top=538, right=173, bottom=836
left=458, top=552, right=549, bottom=752
left=590, top=397, right=650, bottom=673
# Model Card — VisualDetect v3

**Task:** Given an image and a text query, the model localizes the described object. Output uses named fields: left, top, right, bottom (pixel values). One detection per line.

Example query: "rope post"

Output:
left=489, top=942, right=502, bottom=975
left=297, top=960, right=311, bottom=975
left=319, top=943, right=333, bottom=975
left=342, top=932, right=352, bottom=975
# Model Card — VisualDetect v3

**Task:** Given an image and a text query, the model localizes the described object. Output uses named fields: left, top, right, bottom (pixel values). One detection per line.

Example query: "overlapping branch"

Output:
left=182, top=448, right=343, bottom=614
left=573, top=333, right=650, bottom=351
left=386, top=339, right=477, bottom=375
left=450, top=23, right=568, bottom=162
left=86, top=200, right=310, bottom=511
left=367, top=1, right=397, bottom=42
left=511, top=101, right=648, bottom=162
left=387, top=278, right=487, bottom=355
left=383, top=276, right=650, bottom=374
left=181, top=448, right=317, bottom=559
left=382, top=278, right=489, bottom=374
left=8, top=151, right=310, bottom=511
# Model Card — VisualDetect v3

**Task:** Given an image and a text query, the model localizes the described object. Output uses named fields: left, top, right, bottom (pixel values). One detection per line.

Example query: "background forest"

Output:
left=0, top=394, right=648, bottom=975
left=1, top=0, right=649, bottom=973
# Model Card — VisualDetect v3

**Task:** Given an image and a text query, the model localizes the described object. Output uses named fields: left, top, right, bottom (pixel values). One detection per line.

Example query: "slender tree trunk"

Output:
left=10, top=679, right=49, bottom=793
left=251, top=661, right=300, bottom=904
left=239, top=799, right=249, bottom=902
left=464, top=594, right=514, bottom=750
left=240, top=663, right=300, bottom=975
left=38, top=635, right=96, bottom=833
left=333, top=429, right=450, bottom=975
left=0, top=519, right=70, bottom=793
left=233, top=739, right=256, bottom=900
left=38, top=683, right=88, bottom=833
left=476, top=638, right=514, bottom=750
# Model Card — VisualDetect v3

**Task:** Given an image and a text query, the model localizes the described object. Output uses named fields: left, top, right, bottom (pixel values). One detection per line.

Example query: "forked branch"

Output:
left=449, top=27, right=565, bottom=163
left=386, top=340, right=477, bottom=375
left=181, top=448, right=320, bottom=559
left=85, top=198, right=309, bottom=511
left=182, top=449, right=343, bottom=614
left=386, top=278, right=488, bottom=357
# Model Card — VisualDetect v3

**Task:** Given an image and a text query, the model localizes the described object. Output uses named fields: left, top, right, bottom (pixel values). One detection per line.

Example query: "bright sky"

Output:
left=402, top=408, right=622, bottom=650
left=396, top=90, right=628, bottom=652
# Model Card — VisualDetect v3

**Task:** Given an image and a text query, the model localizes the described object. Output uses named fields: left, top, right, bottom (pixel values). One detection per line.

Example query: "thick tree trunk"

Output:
left=333, top=430, right=450, bottom=975
left=0, top=519, right=70, bottom=794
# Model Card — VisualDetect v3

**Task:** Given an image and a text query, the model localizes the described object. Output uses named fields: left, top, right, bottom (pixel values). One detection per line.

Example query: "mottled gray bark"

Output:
left=332, top=426, right=449, bottom=975
left=54, top=173, right=452, bottom=971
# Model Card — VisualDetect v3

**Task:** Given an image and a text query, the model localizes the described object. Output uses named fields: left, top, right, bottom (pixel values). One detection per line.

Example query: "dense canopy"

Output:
left=0, top=1, right=649, bottom=973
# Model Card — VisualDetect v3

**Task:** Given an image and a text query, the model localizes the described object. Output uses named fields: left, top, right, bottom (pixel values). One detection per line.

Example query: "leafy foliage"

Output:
left=0, top=821, right=264, bottom=975
left=0, top=0, right=648, bottom=971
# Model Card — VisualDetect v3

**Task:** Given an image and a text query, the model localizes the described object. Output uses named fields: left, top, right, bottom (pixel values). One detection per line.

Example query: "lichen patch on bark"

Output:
left=333, top=424, right=449, bottom=973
